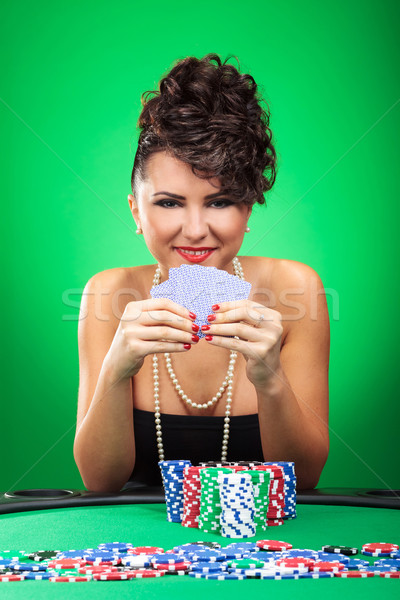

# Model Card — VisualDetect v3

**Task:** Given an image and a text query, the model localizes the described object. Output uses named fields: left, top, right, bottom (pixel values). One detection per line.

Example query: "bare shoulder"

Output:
left=240, top=256, right=329, bottom=344
left=81, top=266, right=150, bottom=326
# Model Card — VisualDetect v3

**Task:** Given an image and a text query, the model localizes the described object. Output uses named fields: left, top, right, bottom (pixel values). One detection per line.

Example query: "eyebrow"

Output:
left=152, top=191, right=227, bottom=200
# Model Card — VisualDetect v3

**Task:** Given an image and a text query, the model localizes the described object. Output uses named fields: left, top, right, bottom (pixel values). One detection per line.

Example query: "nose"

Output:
left=181, top=207, right=210, bottom=240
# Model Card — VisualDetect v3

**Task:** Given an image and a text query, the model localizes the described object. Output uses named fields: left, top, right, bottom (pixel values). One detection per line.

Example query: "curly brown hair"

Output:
left=131, top=53, right=278, bottom=207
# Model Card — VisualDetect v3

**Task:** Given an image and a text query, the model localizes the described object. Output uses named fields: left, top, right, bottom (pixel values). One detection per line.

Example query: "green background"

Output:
left=1, top=0, right=399, bottom=493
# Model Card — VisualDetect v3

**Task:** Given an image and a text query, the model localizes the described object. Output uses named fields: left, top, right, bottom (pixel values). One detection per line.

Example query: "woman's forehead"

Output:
left=144, top=151, right=222, bottom=195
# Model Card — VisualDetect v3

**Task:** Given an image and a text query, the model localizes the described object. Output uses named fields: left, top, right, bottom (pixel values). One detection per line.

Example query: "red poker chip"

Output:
left=79, top=565, right=120, bottom=574
left=129, top=546, right=164, bottom=555
left=362, top=543, right=399, bottom=553
left=48, top=559, right=86, bottom=568
left=379, top=572, right=400, bottom=579
left=128, top=569, right=166, bottom=578
left=49, top=576, right=92, bottom=582
left=277, top=558, right=313, bottom=568
left=93, top=572, right=137, bottom=581
left=311, top=561, right=345, bottom=572
left=153, top=561, right=191, bottom=571
left=0, top=575, right=26, bottom=582
left=334, top=571, right=375, bottom=578
left=267, top=519, right=284, bottom=526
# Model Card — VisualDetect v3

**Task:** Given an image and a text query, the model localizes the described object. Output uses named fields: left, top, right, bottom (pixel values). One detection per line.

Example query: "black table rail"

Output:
left=0, top=487, right=398, bottom=515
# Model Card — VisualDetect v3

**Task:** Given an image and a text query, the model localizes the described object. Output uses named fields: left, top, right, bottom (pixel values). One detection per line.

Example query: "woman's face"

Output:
left=128, top=151, right=252, bottom=280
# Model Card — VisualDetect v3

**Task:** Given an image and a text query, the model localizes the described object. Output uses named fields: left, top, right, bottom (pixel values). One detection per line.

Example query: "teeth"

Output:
left=180, top=249, right=212, bottom=256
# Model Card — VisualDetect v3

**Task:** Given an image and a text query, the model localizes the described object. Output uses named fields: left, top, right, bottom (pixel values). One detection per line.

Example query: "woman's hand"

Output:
left=203, top=300, right=283, bottom=390
left=104, top=298, right=198, bottom=381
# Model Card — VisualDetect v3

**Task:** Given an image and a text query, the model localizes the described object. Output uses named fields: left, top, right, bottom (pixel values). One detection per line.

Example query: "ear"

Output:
left=128, top=194, right=140, bottom=227
left=246, top=204, right=252, bottom=220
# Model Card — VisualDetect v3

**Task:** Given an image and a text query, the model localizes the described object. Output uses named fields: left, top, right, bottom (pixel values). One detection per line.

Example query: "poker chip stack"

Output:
left=198, top=467, right=232, bottom=533
left=218, top=472, right=256, bottom=538
left=182, top=466, right=204, bottom=528
left=158, top=460, right=191, bottom=523
left=252, top=465, right=285, bottom=526
left=244, top=469, right=270, bottom=532
left=264, top=462, right=297, bottom=519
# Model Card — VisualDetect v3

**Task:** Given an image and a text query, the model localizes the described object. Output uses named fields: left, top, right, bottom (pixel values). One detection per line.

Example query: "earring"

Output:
left=245, top=226, right=250, bottom=232
left=136, top=227, right=142, bottom=234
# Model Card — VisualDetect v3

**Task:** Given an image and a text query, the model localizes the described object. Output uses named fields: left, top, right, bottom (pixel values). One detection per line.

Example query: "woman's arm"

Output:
left=73, top=270, right=135, bottom=493
left=256, top=261, right=330, bottom=489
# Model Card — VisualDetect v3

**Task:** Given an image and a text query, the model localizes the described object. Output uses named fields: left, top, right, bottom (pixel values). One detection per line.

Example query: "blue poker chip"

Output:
left=190, top=562, right=228, bottom=573
left=187, top=550, right=227, bottom=562
left=56, top=550, right=92, bottom=559
left=346, top=558, right=370, bottom=569
left=284, top=549, right=319, bottom=559
left=317, top=551, right=350, bottom=564
left=258, top=573, right=301, bottom=580
left=97, top=543, right=132, bottom=552
left=369, top=565, right=398, bottom=573
left=300, top=572, right=335, bottom=579
left=23, top=571, right=58, bottom=580
left=189, top=572, right=246, bottom=580
left=10, top=563, right=48, bottom=572
left=224, top=543, right=259, bottom=552
left=151, top=553, right=185, bottom=564
left=374, top=558, right=400, bottom=568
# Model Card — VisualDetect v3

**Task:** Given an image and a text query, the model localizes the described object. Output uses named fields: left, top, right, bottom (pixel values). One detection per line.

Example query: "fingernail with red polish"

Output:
left=192, top=323, right=199, bottom=332
left=201, top=324, right=210, bottom=331
left=212, top=304, right=220, bottom=311
left=191, top=334, right=199, bottom=342
left=183, top=344, right=191, bottom=350
left=189, top=311, right=197, bottom=320
left=207, top=314, right=216, bottom=322
left=205, top=335, right=213, bottom=341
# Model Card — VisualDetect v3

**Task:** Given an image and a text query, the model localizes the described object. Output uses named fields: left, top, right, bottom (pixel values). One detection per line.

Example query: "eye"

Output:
left=154, top=200, right=180, bottom=208
left=210, top=199, right=233, bottom=208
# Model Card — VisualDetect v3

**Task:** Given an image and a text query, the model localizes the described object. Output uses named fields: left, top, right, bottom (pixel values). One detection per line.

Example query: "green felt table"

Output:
left=0, top=502, right=399, bottom=599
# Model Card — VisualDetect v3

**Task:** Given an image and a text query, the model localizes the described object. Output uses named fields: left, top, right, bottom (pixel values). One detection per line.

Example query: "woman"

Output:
left=73, top=53, right=330, bottom=493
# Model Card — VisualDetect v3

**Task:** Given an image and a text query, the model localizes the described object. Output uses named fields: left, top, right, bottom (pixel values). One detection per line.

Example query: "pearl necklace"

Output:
left=152, top=256, right=244, bottom=462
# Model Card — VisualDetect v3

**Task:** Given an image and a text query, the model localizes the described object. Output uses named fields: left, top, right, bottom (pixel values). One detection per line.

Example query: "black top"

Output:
left=125, top=408, right=264, bottom=487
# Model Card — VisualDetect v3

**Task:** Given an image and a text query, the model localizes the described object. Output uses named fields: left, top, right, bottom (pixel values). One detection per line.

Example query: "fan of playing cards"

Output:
left=150, top=265, right=252, bottom=339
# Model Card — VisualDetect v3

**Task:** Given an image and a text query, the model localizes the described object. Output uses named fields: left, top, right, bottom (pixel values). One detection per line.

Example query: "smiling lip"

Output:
left=176, top=247, right=216, bottom=251
left=175, top=247, right=216, bottom=263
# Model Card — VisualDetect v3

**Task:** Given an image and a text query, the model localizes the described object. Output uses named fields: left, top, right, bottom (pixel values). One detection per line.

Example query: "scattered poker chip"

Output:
left=27, top=550, right=60, bottom=561
left=151, top=553, right=184, bottom=565
left=0, top=574, right=26, bottom=582
left=10, top=563, right=48, bottom=572
left=187, top=550, right=227, bottom=563
left=228, top=559, right=266, bottom=569
left=362, top=543, right=399, bottom=556
left=92, top=572, right=137, bottom=581
left=321, top=545, right=358, bottom=556
left=317, top=552, right=350, bottom=565
left=334, top=571, right=375, bottom=578
left=78, top=565, right=121, bottom=574
left=190, top=562, right=227, bottom=573
left=311, top=561, right=345, bottom=572
left=153, top=561, right=191, bottom=571
left=48, top=559, right=86, bottom=569
left=129, top=546, right=164, bottom=555
left=49, top=575, right=93, bottom=582
left=189, top=572, right=246, bottom=580
left=346, top=558, right=370, bottom=569
left=374, top=558, right=400, bottom=568
left=256, top=540, right=293, bottom=551
left=379, top=572, right=400, bottom=579
left=126, top=569, right=166, bottom=578
left=300, top=572, right=335, bottom=579
left=257, top=573, right=301, bottom=580
left=97, top=542, right=133, bottom=552
left=24, top=571, right=59, bottom=580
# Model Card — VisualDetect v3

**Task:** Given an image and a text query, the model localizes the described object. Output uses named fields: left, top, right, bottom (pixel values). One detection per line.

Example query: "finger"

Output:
left=205, top=334, right=262, bottom=360
left=125, top=298, right=194, bottom=327
left=142, top=309, right=196, bottom=333
left=205, top=322, right=262, bottom=341
left=211, top=305, right=273, bottom=325
left=136, top=324, right=198, bottom=346
left=143, top=340, right=193, bottom=354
